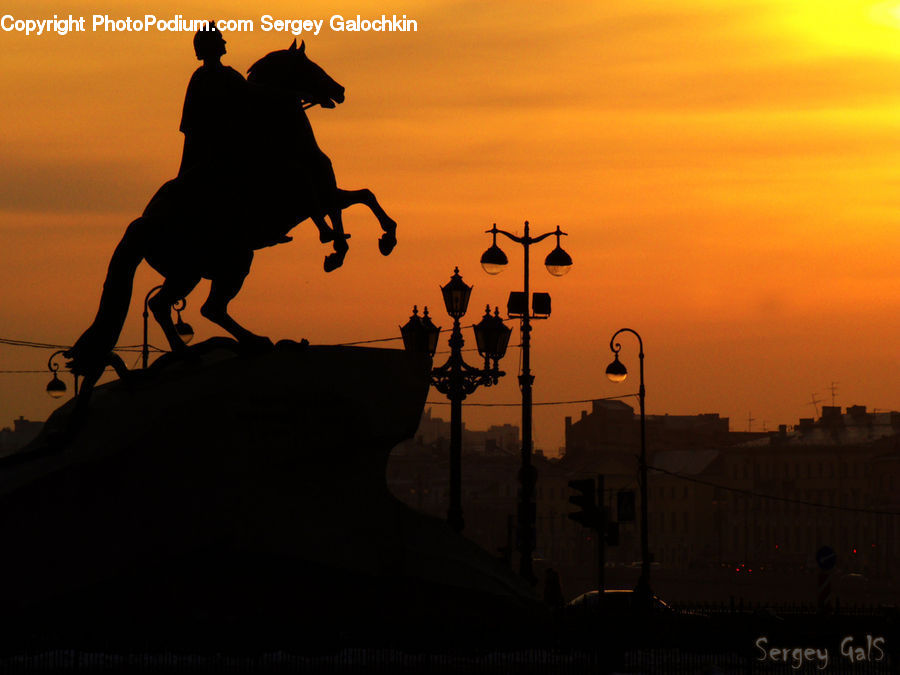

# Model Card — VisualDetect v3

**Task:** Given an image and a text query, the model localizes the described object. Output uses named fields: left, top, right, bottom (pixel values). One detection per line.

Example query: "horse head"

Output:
left=248, top=39, right=345, bottom=108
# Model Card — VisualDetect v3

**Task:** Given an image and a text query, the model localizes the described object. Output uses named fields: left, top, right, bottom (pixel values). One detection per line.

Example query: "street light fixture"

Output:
left=605, top=353, right=628, bottom=383
left=46, top=349, right=79, bottom=398
left=142, top=285, right=193, bottom=369
left=440, top=267, right=473, bottom=318
left=480, top=228, right=509, bottom=275
left=543, top=227, right=574, bottom=277
left=174, top=299, right=194, bottom=345
left=401, top=268, right=510, bottom=533
left=400, top=305, right=441, bottom=356
left=46, top=350, right=68, bottom=399
left=473, top=306, right=512, bottom=370
left=606, top=328, right=651, bottom=603
left=480, top=221, right=572, bottom=583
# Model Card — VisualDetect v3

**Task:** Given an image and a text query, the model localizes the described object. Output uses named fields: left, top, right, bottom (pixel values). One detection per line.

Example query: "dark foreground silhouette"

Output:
left=63, top=40, right=397, bottom=407
left=1, top=342, right=546, bottom=655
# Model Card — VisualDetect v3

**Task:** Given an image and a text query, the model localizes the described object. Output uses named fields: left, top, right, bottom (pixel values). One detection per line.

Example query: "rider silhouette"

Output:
left=178, top=24, right=247, bottom=177
left=178, top=26, right=336, bottom=247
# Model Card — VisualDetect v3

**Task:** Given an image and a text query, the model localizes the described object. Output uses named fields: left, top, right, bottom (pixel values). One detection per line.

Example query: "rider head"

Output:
left=193, top=23, right=226, bottom=63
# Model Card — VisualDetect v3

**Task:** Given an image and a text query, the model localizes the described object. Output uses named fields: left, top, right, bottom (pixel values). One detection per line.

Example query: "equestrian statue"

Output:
left=62, top=38, right=397, bottom=405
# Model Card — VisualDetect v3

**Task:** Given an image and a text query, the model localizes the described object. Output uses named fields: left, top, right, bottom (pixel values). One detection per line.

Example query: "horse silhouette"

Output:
left=64, top=40, right=396, bottom=399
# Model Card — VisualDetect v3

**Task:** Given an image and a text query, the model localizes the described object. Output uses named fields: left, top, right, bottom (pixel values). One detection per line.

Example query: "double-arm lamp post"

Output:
left=480, top=221, right=572, bottom=583
left=605, top=328, right=651, bottom=601
left=401, top=268, right=512, bottom=533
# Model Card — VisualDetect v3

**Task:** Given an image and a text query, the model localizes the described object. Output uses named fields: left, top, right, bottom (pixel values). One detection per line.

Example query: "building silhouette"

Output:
left=0, top=416, right=43, bottom=456
left=387, top=402, right=900, bottom=603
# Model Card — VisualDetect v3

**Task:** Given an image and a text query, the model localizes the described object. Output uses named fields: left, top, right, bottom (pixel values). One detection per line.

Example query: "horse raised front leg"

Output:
left=335, top=188, right=396, bottom=255
left=201, top=259, right=273, bottom=351
left=323, top=208, right=350, bottom=273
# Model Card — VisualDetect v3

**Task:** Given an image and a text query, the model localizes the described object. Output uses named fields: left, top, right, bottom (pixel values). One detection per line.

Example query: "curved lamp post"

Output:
left=46, top=349, right=73, bottom=398
left=606, top=328, right=651, bottom=601
left=173, top=299, right=194, bottom=344
left=481, top=221, right=572, bottom=583
left=142, top=285, right=194, bottom=369
left=401, top=268, right=511, bottom=533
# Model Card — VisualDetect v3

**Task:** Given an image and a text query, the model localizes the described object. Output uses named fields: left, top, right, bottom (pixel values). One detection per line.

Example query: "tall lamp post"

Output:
left=480, top=221, right=572, bottom=582
left=401, top=268, right=511, bottom=533
left=605, top=328, right=651, bottom=601
left=142, top=285, right=194, bottom=369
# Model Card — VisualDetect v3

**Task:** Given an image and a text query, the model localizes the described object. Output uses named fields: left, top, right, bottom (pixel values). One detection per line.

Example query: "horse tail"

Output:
left=64, top=217, right=147, bottom=377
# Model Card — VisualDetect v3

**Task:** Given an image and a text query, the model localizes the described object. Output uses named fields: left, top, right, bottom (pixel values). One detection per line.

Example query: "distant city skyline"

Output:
left=388, top=396, right=900, bottom=603
left=1, top=0, right=897, bottom=451
left=2, top=392, right=897, bottom=459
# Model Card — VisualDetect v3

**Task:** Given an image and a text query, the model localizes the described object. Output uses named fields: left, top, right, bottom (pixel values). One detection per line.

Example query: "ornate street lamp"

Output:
left=46, top=349, right=78, bottom=398
left=441, top=267, right=473, bottom=318
left=173, top=299, right=194, bottom=345
left=400, top=305, right=441, bottom=356
left=401, top=268, right=510, bottom=533
left=142, top=285, right=193, bottom=369
left=606, top=328, right=651, bottom=603
left=473, top=306, right=512, bottom=371
left=46, top=350, right=68, bottom=399
left=480, top=221, right=572, bottom=583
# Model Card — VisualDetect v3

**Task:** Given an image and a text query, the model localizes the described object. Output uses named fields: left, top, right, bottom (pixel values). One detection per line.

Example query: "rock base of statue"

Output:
left=0, top=339, right=545, bottom=652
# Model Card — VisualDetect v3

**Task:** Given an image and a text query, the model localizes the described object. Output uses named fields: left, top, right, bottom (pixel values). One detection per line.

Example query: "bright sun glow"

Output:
left=871, top=1, right=900, bottom=26
left=777, top=1, right=900, bottom=56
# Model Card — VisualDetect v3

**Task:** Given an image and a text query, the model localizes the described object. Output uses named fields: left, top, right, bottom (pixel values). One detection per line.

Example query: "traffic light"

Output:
left=617, top=490, right=636, bottom=523
left=568, top=478, right=600, bottom=529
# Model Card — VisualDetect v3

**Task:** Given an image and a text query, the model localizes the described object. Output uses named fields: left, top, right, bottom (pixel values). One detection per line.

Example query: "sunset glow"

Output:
left=1, top=0, right=897, bottom=451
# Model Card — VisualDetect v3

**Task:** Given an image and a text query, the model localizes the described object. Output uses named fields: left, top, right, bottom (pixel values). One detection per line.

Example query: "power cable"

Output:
left=425, top=393, right=638, bottom=408
left=647, top=463, right=900, bottom=516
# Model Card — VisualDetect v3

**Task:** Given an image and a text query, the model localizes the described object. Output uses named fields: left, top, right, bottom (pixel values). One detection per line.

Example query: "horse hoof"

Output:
left=378, top=232, right=397, bottom=256
left=324, top=252, right=345, bottom=272
left=333, top=236, right=350, bottom=254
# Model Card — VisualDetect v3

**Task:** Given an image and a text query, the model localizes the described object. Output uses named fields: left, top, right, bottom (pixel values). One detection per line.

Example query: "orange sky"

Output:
left=1, top=1, right=898, bottom=453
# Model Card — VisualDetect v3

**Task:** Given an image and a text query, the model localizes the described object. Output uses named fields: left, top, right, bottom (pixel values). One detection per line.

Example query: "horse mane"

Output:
left=247, top=49, right=292, bottom=86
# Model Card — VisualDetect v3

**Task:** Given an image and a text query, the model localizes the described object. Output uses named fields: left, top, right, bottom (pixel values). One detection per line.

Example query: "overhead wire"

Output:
left=646, top=463, right=900, bottom=516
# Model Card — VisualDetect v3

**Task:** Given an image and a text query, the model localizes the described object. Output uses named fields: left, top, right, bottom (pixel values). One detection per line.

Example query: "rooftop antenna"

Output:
left=809, top=393, right=823, bottom=418
left=828, top=381, right=839, bottom=407
left=747, top=412, right=755, bottom=432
